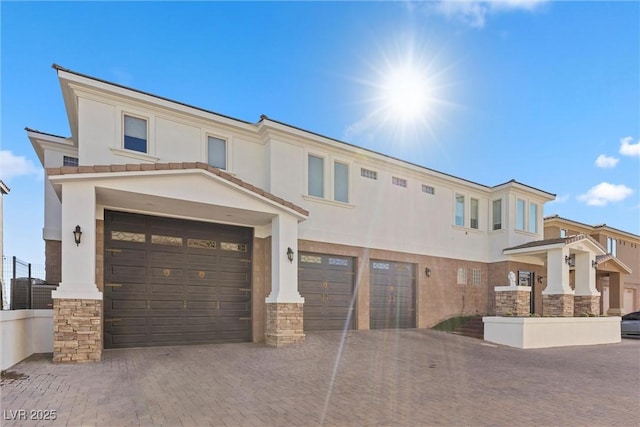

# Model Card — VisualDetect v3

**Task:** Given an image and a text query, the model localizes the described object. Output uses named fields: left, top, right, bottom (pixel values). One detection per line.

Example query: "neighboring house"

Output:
left=1, top=180, right=9, bottom=309
left=27, top=65, right=613, bottom=363
left=544, top=215, right=639, bottom=315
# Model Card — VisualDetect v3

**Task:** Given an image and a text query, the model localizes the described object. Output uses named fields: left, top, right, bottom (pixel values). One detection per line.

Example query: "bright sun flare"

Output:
left=381, top=66, right=431, bottom=122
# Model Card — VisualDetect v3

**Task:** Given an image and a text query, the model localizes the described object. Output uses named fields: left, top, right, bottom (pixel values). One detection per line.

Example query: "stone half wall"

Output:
left=265, top=303, right=304, bottom=347
left=53, top=299, right=102, bottom=363
left=495, top=290, right=531, bottom=316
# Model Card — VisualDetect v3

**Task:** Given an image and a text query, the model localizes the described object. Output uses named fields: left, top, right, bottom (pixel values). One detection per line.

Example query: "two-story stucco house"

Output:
left=29, top=64, right=604, bottom=363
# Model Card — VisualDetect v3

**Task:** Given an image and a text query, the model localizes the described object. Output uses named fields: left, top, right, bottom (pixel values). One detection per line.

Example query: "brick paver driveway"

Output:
left=2, top=330, right=639, bottom=426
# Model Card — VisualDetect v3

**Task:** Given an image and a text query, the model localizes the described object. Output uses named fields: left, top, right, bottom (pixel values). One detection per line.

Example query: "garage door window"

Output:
left=111, top=231, right=145, bottom=243
left=151, top=235, right=183, bottom=246
left=187, top=239, right=216, bottom=249
left=221, top=242, right=247, bottom=252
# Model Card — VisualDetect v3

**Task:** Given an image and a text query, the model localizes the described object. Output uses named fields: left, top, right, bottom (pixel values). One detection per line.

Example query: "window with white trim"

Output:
left=457, top=268, right=467, bottom=285
left=360, top=168, right=377, bottom=180
left=492, top=199, right=502, bottom=230
left=422, top=184, right=435, bottom=195
left=455, top=194, right=465, bottom=227
left=470, top=198, right=479, bottom=229
left=334, top=161, right=349, bottom=203
left=124, top=115, right=147, bottom=153
left=607, top=237, right=617, bottom=256
left=207, top=136, right=227, bottom=170
left=392, top=176, right=407, bottom=187
left=63, top=156, right=78, bottom=167
left=471, top=269, right=481, bottom=286
left=528, top=203, right=538, bottom=233
left=308, top=155, right=324, bottom=198
left=516, top=198, right=526, bottom=231
left=560, top=229, right=567, bottom=238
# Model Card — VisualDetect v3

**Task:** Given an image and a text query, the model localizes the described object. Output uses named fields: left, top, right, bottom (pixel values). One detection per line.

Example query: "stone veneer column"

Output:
left=52, top=181, right=103, bottom=363
left=53, top=299, right=102, bottom=362
left=573, top=252, right=600, bottom=316
left=574, top=295, right=600, bottom=316
left=265, top=214, right=305, bottom=347
left=542, top=247, right=574, bottom=317
left=495, top=286, right=531, bottom=316
left=265, top=303, right=304, bottom=346
left=543, top=294, right=574, bottom=317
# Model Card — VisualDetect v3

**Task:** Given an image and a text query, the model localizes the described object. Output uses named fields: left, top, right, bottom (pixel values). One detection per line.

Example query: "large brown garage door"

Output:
left=298, top=252, right=355, bottom=331
left=370, top=260, right=416, bottom=329
left=104, top=210, right=252, bottom=348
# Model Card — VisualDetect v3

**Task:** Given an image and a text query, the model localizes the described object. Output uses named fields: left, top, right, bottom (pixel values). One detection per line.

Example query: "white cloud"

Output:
left=594, top=154, right=619, bottom=168
left=0, top=150, right=40, bottom=181
left=429, top=0, right=548, bottom=29
left=577, top=182, right=633, bottom=206
left=619, top=136, right=640, bottom=157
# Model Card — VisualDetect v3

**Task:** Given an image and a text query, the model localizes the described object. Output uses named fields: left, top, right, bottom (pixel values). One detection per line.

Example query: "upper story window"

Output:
left=528, top=203, right=538, bottom=233
left=607, top=237, right=617, bottom=256
left=470, top=198, right=479, bottom=229
left=63, top=156, right=78, bottom=167
left=492, top=199, right=502, bottom=230
left=334, top=162, right=349, bottom=203
left=455, top=194, right=465, bottom=227
left=422, top=185, right=435, bottom=195
left=208, top=136, right=227, bottom=170
left=516, top=198, right=526, bottom=231
left=308, top=155, right=324, bottom=198
left=560, top=229, right=567, bottom=238
left=124, top=115, right=147, bottom=153
left=361, top=168, right=377, bottom=180
left=392, top=176, right=407, bottom=187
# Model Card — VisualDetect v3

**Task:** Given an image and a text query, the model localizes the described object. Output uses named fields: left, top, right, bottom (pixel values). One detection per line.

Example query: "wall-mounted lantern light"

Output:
left=592, top=260, right=598, bottom=269
left=564, top=255, right=571, bottom=265
left=287, top=247, right=294, bottom=263
left=73, top=225, right=83, bottom=246
left=537, top=275, right=544, bottom=284
left=424, top=267, right=431, bottom=278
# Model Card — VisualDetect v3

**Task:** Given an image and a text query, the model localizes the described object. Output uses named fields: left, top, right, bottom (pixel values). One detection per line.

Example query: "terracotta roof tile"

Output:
left=45, top=163, right=309, bottom=217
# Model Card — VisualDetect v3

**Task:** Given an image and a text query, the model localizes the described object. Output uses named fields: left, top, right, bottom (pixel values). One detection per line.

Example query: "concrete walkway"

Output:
left=1, top=330, right=639, bottom=426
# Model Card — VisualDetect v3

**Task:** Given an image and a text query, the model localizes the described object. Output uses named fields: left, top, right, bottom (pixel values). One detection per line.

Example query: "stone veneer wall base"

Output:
left=265, top=303, right=305, bottom=347
left=53, top=299, right=102, bottom=363
left=495, top=290, right=531, bottom=316
left=542, top=294, right=574, bottom=317
left=574, top=295, right=600, bottom=316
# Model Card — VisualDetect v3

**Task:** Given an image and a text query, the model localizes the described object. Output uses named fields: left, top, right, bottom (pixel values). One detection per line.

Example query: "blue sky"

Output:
left=1, top=1, right=639, bottom=270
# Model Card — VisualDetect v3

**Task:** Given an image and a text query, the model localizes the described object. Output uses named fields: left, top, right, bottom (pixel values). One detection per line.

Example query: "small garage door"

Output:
left=370, top=260, right=416, bottom=329
left=298, top=252, right=355, bottom=331
left=104, top=210, right=252, bottom=348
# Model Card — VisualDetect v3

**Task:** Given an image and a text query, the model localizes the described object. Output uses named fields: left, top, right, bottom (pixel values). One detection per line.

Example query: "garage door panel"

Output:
left=110, top=265, right=146, bottom=278
left=149, top=300, right=185, bottom=310
left=187, top=301, right=219, bottom=310
left=105, top=210, right=252, bottom=348
left=186, top=285, right=219, bottom=295
left=187, top=253, right=220, bottom=265
left=299, top=252, right=355, bottom=331
left=111, top=334, right=149, bottom=346
left=370, top=260, right=416, bottom=330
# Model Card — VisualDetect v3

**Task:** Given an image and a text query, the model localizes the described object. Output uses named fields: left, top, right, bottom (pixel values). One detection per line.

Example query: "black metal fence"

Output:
left=1, top=256, right=49, bottom=310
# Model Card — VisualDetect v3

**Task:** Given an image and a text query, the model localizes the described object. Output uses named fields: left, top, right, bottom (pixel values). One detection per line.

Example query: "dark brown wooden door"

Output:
left=104, top=210, right=252, bottom=348
left=298, top=253, right=355, bottom=331
left=370, top=260, right=416, bottom=329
